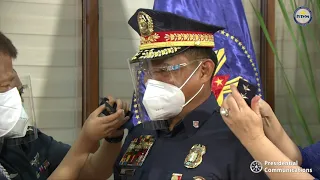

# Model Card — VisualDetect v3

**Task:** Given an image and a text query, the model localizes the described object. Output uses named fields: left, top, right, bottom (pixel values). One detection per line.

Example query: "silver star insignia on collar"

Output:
left=241, top=93, right=248, bottom=99
left=243, top=84, right=251, bottom=92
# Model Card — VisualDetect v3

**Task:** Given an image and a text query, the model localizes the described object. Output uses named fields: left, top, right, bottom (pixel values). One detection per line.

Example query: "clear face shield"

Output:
left=0, top=75, right=38, bottom=146
left=128, top=58, right=203, bottom=130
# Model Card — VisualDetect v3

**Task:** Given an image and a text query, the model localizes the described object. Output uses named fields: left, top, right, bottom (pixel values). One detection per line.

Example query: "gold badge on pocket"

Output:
left=184, top=144, right=206, bottom=169
left=119, top=135, right=155, bottom=167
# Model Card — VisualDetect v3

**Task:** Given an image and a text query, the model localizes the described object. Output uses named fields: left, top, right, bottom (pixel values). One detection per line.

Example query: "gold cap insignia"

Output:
left=184, top=144, right=206, bottom=169
left=137, top=11, right=154, bottom=37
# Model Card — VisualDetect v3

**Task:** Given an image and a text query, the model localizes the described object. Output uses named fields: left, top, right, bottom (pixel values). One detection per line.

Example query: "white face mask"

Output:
left=5, top=106, right=29, bottom=138
left=142, top=62, right=204, bottom=121
left=0, top=87, right=29, bottom=138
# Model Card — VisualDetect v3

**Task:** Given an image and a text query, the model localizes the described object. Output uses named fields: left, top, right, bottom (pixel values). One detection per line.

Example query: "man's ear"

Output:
left=200, top=60, right=215, bottom=83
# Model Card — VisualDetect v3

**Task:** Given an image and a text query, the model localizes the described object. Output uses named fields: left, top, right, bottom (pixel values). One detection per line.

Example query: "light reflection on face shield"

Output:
left=141, top=60, right=202, bottom=86
left=12, top=69, right=24, bottom=102
left=18, top=85, right=27, bottom=103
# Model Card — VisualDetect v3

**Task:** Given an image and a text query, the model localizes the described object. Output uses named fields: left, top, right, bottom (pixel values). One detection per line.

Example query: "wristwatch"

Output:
left=104, top=133, right=124, bottom=143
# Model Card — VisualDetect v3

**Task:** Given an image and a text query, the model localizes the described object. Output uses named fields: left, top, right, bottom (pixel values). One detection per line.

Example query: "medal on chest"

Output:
left=119, top=135, right=155, bottom=167
left=171, top=173, right=183, bottom=180
left=35, top=160, right=50, bottom=179
left=30, top=153, right=40, bottom=167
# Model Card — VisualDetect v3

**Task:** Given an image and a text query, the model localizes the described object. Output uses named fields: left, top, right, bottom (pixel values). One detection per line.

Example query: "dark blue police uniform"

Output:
left=114, top=94, right=268, bottom=180
left=0, top=130, right=70, bottom=180
left=0, top=163, right=10, bottom=180
left=114, top=8, right=269, bottom=180
left=0, top=175, right=7, bottom=180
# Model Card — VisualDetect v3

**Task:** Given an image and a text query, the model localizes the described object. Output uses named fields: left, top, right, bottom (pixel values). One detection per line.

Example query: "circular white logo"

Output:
left=293, top=6, right=312, bottom=26
left=250, top=160, right=263, bottom=173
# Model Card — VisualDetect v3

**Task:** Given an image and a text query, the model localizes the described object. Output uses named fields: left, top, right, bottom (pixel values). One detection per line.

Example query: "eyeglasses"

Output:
left=142, top=59, right=205, bottom=76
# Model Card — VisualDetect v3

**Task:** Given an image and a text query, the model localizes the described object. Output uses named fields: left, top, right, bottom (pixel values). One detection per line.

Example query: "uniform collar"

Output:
left=158, top=93, right=219, bottom=138
left=0, top=127, right=38, bottom=154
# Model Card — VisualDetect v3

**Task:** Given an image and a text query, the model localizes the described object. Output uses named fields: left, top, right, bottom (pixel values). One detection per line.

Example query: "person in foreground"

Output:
left=113, top=8, right=268, bottom=180
left=258, top=94, right=320, bottom=179
left=0, top=31, right=129, bottom=180
left=2, top=71, right=130, bottom=180
left=48, top=95, right=129, bottom=180
left=220, top=85, right=317, bottom=180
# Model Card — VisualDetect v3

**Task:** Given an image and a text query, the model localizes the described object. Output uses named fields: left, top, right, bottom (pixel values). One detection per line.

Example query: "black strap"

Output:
left=104, top=135, right=124, bottom=143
